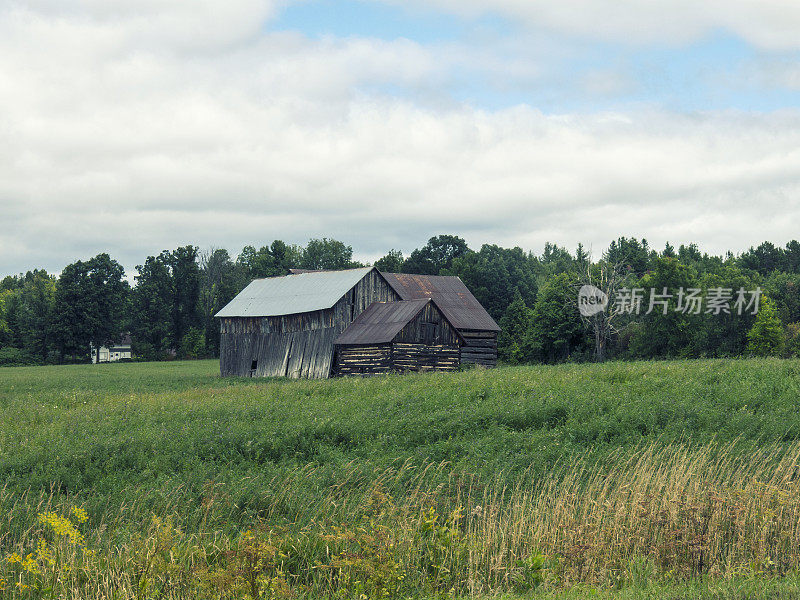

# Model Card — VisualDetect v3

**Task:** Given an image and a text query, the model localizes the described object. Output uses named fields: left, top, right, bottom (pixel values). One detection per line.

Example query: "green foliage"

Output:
left=605, top=237, right=653, bottom=274
left=180, top=327, right=206, bottom=359
left=301, top=238, right=360, bottom=270
left=51, top=254, right=129, bottom=361
left=786, top=323, right=800, bottom=358
left=0, top=346, right=39, bottom=366
left=450, top=244, right=539, bottom=321
left=373, top=249, right=404, bottom=272
left=627, top=258, right=700, bottom=359
left=497, top=291, right=534, bottom=363
left=528, top=273, right=587, bottom=363
left=402, top=235, right=470, bottom=276
left=747, top=297, right=785, bottom=357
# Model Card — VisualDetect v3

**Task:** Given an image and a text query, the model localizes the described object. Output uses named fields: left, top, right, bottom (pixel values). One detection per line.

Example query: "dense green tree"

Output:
left=497, top=291, right=534, bottom=363
left=402, top=235, right=471, bottom=275
left=539, top=243, right=575, bottom=278
left=373, top=249, right=404, bottom=272
left=199, top=248, right=248, bottom=356
left=784, top=240, right=800, bottom=274
left=170, top=245, right=201, bottom=353
left=739, top=241, right=785, bottom=275
left=449, top=244, right=538, bottom=321
left=131, top=252, right=174, bottom=359
left=301, top=238, right=360, bottom=270
left=605, top=237, right=652, bottom=274
left=17, top=270, right=56, bottom=361
left=693, top=266, right=759, bottom=357
left=527, top=273, right=587, bottom=363
left=763, top=272, right=800, bottom=326
left=627, top=258, right=700, bottom=359
left=237, top=240, right=302, bottom=278
left=52, top=254, right=129, bottom=362
left=746, top=296, right=784, bottom=356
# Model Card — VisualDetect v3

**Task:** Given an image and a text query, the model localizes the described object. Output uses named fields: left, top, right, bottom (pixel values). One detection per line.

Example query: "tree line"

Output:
left=1, top=236, right=798, bottom=366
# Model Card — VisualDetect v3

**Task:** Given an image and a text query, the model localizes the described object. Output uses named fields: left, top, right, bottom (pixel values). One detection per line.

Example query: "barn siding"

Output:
left=334, top=301, right=462, bottom=375
left=220, top=270, right=399, bottom=378
left=391, top=343, right=460, bottom=372
left=393, top=302, right=461, bottom=346
left=336, top=344, right=392, bottom=375
left=459, top=330, right=497, bottom=366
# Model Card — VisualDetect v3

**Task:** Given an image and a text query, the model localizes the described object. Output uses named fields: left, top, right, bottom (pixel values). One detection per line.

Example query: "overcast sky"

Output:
left=3, top=0, right=800, bottom=276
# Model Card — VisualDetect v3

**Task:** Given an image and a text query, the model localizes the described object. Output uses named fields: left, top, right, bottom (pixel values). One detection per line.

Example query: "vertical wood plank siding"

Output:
left=219, top=270, right=399, bottom=378
left=393, top=302, right=461, bottom=346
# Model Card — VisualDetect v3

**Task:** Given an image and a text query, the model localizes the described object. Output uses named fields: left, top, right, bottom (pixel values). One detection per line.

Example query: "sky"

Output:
left=2, top=0, right=800, bottom=276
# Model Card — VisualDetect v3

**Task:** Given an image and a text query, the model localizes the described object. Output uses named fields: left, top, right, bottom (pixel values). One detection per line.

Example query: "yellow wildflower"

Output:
left=38, top=511, right=85, bottom=547
left=7, top=552, right=22, bottom=564
left=22, top=553, right=39, bottom=575
left=70, top=506, right=89, bottom=524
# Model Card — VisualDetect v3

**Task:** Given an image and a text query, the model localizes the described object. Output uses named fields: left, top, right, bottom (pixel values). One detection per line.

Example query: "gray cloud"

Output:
left=1, top=2, right=800, bottom=277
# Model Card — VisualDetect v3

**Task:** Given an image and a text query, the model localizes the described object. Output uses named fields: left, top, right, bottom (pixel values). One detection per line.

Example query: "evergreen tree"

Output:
left=497, top=291, right=534, bottom=363
left=746, top=296, right=785, bottom=356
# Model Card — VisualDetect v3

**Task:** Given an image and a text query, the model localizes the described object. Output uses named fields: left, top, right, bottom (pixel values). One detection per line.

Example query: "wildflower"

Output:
left=38, top=511, right=85, bottom=547
left=70, top=506, right=89, bottom=524
left=22, top=553, right=39, bottom=575
left=7, top=552, right=22, bottom=564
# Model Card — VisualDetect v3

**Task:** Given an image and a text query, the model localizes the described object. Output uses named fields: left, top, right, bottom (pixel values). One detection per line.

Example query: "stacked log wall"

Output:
left=391, top=343, right=460, bottom=372
left=459, top=330, right=497, bottom=366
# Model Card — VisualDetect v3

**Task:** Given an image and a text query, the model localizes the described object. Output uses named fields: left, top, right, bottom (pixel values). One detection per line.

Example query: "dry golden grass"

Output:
left=3, top=441, right=800, bottom=598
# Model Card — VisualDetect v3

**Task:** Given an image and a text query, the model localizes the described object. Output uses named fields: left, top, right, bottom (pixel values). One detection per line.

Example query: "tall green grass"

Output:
left=2, top=358, right=800, bottom=597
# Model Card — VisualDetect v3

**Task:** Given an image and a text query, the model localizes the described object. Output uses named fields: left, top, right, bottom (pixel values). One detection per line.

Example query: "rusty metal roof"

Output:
left=215, top=267, right=374, bottom=317
left=334, top=299, right=431, bottom=345
left=381, top=273, right=500, bottom=332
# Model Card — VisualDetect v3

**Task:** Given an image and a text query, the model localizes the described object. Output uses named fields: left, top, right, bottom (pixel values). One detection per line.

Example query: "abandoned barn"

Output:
left=334, top=299, right=464, bottom=375
left=381, top=273, right=500, bottom=366
left=215, top=267, right=399, bottom=378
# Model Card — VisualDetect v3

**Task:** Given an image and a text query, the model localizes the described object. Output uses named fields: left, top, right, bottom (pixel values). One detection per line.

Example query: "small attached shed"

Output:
left=381, top=273, right=500, bottom=366
left=215, top=267, right=399, bottom=378
left=334, top=299, right=464, bottom=375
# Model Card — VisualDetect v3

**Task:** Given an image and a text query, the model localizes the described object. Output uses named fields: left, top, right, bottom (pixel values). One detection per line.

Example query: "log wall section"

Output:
left=335, top=302, right=462, bottom=375
left=220, top=270, right=398, bottom=378
left=459, top=330, right=497, bottom=366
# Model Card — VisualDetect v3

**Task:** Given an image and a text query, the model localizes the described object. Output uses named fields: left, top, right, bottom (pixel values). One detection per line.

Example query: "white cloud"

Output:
left=1, top=2, right=800, bottom=276
left=375, top=0, right=800, bottom=50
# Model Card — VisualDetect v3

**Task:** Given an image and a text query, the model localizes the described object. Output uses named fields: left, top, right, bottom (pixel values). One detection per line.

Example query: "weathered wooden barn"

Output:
left=381, top=273, right=500, bottom=366
left=334, top=299, right=463, bottom=375
left=215, top=267, right=399, bottom=378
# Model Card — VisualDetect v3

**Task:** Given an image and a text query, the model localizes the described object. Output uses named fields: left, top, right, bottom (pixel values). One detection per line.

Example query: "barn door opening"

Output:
left=250, top=359, right=258, bottom=377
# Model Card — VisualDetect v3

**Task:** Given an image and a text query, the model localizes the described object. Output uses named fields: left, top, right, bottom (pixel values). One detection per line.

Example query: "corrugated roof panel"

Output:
left=381, top=273, right=500, bottom=332
left=215, top=267, right=374, bottom=317
left=334, top=299, right=430, bottom=345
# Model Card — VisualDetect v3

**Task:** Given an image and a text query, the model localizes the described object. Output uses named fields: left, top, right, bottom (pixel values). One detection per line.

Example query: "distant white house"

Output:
left=91, top=334, right=132, bottom=363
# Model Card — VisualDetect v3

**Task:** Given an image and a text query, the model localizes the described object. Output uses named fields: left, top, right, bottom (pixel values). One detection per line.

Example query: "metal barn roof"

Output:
left=215, top=267, right=374, bottom=318
left=381, top=273, right=500, bottom=332
left=334, top=299, right=432, bottom=345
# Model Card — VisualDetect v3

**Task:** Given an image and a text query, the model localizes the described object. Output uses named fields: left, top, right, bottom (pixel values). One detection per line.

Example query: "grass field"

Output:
left=2, top=358, right=800, bottom=598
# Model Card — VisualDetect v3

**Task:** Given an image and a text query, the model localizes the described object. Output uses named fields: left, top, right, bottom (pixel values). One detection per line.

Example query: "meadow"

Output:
left=2, top=359, right=800, bottom=598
